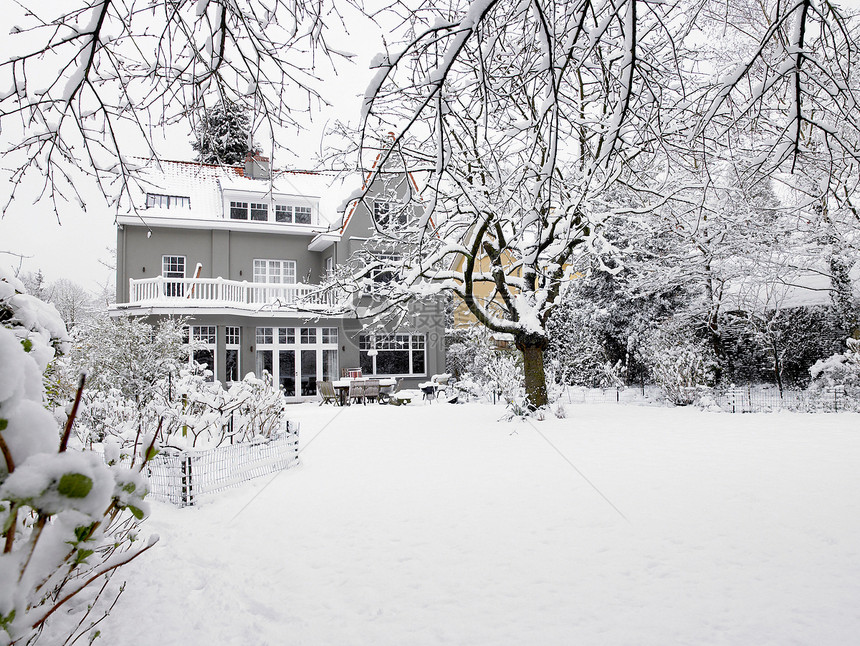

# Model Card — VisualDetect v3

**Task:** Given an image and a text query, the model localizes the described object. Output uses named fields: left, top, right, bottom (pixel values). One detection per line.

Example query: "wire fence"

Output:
left=144, top=422, right=300, bottom=507
left=558, top=385, right=855, bottom=414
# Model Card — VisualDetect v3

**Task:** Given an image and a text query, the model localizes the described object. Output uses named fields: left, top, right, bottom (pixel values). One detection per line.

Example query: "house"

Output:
left=112, top=155, right=446, bottom=400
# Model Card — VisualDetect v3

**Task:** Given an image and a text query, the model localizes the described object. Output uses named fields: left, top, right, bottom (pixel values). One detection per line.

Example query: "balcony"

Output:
left=123, top=276, right=341, bottom=311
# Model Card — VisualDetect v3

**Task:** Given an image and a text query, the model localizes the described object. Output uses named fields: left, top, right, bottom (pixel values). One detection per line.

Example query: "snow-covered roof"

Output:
left=725, top=262, right=860, bottom=310
left=125, top=160, right=354, bottom=227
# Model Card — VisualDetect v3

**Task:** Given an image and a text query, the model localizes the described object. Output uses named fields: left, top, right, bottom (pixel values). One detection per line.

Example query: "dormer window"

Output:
left=275, top=204, right=292, bottom=223
left=230, top=201, right=248, bottom=219
left=146, top=193, right=190, bottom=209
left=250, top=203, right=268, bottom=221
left=274, top=204, right=313, bottom=224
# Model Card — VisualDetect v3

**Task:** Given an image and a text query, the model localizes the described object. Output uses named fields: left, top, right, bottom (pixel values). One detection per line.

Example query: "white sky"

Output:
left=0, top=2, right=388, bottom=293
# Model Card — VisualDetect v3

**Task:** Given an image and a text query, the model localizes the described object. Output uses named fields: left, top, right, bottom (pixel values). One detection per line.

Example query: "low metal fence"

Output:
left=144, top=422, right=300, bottom=507
left=557, top=385, right=854, bottom=414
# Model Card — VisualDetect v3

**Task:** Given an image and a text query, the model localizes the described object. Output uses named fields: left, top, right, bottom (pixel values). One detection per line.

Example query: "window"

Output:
left=256, top=327, right=273, bottom=344
left=190, top=325, right=216, bottom=380
left=373, top=201, right=407, bottom=228
left=254, top=326, right=339, bottom=399
left=230, top=201, right=248, bottom=220
left=274, top=203, right=312, bottom=224
left=295, top=206, right=312, bottom=224
left=250, top=203, right=268, bottom=221
left=278, top=327, right=295, bottom=344
left=225, top=326, right=240, bottom=382
left=367, top=253, right=400, bottom=290
left=359, top=333, right=426, bottom=376
left=253, top=259, right=296, bottom=284
left=275, top=204, right=292, bottom=223
left=325, top=256, right=334, bottom=277
left=146, top=193, right=190, bottom=209
left=162, top=255, right=185, bottom=297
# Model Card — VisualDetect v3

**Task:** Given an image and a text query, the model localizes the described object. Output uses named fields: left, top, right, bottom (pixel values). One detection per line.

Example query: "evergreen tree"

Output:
left=192, top=101, right=254, bottom=165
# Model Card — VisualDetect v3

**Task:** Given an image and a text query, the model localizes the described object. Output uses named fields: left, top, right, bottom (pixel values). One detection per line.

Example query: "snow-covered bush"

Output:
left=807, top=337, right=860, bottom=411
left=153, top=370, right=288, bottom=449
left=641, top=326, right=718, bottom=406
left=1, top=267, right=158, bottom=645
left=445, top=327, right=498, bottom=381
left=77, top=369, right=288, bottom=451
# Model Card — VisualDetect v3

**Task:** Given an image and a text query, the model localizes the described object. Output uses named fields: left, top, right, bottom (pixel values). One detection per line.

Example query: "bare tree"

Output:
left=333, top=0, right=703, bottom=407
left=0, top=0, right=345, bottom=215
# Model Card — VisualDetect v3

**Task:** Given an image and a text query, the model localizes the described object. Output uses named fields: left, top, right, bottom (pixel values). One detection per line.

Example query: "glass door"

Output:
left=300, top=349, right=317, bottom=397
left=279, top=350, right=296, bottom=397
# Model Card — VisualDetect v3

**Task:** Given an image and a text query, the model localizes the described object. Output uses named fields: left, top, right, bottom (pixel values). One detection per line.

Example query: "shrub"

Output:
left=641, top=325, right=718, bottom=405
left=807, top=337, right=860, bottom=411
left=1, top=267, right=157, bottom=645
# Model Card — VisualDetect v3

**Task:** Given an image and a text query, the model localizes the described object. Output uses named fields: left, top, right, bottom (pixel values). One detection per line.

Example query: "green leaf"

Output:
left=122, top=482, right=136, bottom=494
left=145, top=446, right=159, bottom=462
left=57, top=473, right=93, bottom=499
left=127, top=505, right=144, bottom=520
left=0, top=418, right=7, bottom=431
left=20, top=338, right=32, bottom=353
left=1, top=608, right=16, bottom=631
left=74, top=548, right=95, bottom=564
left=74, top=523, right=96, bottom=542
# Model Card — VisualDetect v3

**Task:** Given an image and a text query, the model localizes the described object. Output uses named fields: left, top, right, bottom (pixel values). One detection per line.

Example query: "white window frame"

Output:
left=230, top=201, right=249, bottom=220
left=274, top=202, right=313, bottom=224
left=162, top=255, right=186, bottom=278
left=225, top=326, right=241, bottom=382
left=253, top=259, right=297, bottom=284
left=190, top=325, right=217, bottom=381
left=359, top=333, right=426, bottom=377
left=373, top=200, right=407, bottom=229
left=147, top=193, right=191, bottom=209
left=250, top=202, right=269, bottom=221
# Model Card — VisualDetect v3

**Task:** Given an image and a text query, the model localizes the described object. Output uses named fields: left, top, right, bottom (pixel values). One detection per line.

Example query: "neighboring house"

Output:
left=112, top=155, right=446, bottom=400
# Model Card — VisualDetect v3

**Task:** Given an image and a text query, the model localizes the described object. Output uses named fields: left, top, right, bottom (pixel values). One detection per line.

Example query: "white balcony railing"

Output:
left=126, top=276, right=338, bottom=309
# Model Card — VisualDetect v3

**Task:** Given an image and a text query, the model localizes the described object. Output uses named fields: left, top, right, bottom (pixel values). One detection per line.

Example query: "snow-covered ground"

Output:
left=94, top=402, right=860, bottom=645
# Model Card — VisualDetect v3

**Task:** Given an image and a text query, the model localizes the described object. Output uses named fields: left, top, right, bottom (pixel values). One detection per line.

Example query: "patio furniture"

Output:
left=348, top=380, right=366, bottom=405
left=363, top=379, right=381, bottom=403
left=431, top=373, right=452, bottom=399
left=419, top=381, right=438, bottom=403
left=318, top=380, right=339, bottom=406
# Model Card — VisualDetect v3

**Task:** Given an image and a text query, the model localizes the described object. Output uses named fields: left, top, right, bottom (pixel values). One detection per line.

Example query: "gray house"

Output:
left=113, top=156, right=445, bottom=400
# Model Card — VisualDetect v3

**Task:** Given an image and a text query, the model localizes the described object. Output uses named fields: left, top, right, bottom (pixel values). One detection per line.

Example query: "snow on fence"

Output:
left=144, top=422, right=300, bottom=507
left=559, top=385, right=852, bottom=413
left=710, top=386, right=849, bottom=414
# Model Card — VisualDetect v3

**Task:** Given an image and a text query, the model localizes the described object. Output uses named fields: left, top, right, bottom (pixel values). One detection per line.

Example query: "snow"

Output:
left=92, top=401, right=860, bottom=645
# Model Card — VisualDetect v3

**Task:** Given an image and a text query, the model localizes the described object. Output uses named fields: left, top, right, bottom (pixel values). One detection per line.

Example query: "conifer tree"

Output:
left=192, top=101, right=254, bottom=165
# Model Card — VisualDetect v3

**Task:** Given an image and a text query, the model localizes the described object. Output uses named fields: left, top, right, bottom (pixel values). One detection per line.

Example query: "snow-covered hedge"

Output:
left=1, top=267, right=158, bottom=645
left=807, top=337, right=860, bottom=411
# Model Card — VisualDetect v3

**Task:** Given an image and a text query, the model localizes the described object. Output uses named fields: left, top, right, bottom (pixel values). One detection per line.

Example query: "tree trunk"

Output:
left=516, top=334, right=548, bottom=409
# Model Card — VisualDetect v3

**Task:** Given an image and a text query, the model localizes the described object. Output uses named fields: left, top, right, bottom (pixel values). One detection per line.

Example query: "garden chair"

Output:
left=389, top=379, right=413, bottom=406
left=431, top=373, right=452, bottom=400
left=348, top=380, right=366, bottom=405
left=363, top=379, right=380, bottom=404
left=318, top=380, right=338, bottom=406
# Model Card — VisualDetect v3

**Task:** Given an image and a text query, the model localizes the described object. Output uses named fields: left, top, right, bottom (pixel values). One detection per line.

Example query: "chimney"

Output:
left=244, top=152, right=270, bottom=180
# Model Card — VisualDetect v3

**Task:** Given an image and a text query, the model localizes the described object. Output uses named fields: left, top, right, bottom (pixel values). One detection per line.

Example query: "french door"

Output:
left=255, top=327, right=337, bottom=400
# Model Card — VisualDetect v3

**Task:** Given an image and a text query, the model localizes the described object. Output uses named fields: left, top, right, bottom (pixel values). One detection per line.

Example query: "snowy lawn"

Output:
left=97, top=402, right=860, bottom=645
